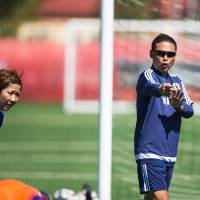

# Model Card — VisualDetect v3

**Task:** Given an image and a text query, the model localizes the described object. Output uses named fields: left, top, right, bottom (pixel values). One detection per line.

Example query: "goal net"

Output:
left=63, top=19, right=200, bottom=114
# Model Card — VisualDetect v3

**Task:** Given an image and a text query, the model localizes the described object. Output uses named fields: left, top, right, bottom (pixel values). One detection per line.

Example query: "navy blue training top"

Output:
left=134, top=66, right=193, bottom=162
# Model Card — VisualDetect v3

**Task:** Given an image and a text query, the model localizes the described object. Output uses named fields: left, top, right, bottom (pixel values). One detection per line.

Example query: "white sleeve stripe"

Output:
left=144, top=69, right=156, bottom=83
left=181, top=82, right=193, bottom=105
left=144, top=69, right=151, bottom=81
left=148, top=69, right=155, bottom=83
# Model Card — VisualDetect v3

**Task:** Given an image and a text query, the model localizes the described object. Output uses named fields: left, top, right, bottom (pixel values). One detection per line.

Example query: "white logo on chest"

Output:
left=162, top=96, right=170, bottom=105
left=161, top=83, right=180, bottom=105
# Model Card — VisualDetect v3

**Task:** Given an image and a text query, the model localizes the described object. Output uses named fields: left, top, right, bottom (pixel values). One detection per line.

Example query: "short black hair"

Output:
left=151, top=33, right=177, bottom=51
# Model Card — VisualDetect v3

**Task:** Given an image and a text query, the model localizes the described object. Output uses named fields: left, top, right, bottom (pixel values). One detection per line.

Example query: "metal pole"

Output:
left=99, top=0, right=114, bottom=199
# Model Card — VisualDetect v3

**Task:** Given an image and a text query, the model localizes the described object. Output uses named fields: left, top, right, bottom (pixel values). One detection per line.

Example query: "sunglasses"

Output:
left=154, top=50, right=176, bottom=58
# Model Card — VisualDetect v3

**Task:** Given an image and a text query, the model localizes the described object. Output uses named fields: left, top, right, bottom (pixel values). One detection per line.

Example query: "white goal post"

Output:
left=63, top=18, right=137, bottom=114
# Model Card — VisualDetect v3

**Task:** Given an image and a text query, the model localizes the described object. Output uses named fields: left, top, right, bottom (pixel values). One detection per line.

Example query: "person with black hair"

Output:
left=134, top=33, right=193, bottom=200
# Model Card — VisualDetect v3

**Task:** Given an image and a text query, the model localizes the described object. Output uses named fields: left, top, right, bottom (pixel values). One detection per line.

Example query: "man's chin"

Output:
left=161, top=68, right=169, bottom=74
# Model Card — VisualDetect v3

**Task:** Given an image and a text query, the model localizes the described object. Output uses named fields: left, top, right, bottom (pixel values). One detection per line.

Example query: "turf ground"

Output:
left=0, top=103, right=199, bottom=200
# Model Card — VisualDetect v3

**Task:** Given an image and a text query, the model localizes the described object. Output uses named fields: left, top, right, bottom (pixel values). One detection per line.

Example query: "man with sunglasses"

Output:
left=134, top=33, right=194, bottom=200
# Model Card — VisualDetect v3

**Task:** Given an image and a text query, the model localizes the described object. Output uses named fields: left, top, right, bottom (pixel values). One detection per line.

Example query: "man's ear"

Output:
left=150, top=49, right=154, bottom=58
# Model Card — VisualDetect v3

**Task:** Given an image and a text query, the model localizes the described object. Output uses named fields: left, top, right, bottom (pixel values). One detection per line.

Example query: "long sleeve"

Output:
left=176, top=81, right=194, bottom=118
left=136, top=69, right=161, bottom=97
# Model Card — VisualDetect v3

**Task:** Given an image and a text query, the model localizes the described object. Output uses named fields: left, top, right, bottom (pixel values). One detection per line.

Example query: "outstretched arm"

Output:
left=137, top=72, right=174, bottom=97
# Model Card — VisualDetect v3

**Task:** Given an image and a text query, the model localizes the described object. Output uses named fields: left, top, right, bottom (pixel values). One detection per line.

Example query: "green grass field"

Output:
left=0, top=103, right=199, bottom=200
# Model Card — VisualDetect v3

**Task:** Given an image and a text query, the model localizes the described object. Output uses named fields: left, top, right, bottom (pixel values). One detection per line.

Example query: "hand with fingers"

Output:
left=169, top=86, right=184, bottom=110
left=159, top=83, right=174, bottom=96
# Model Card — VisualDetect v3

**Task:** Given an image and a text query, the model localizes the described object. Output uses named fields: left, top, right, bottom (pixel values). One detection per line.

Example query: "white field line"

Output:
left=0, top=141, right=97, bottom=152
left=0, top=154, right=97, bottom=163
left=0, top=171, right=97, bottom=180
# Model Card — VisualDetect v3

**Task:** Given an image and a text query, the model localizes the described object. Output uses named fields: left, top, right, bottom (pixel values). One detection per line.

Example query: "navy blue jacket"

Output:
left=134, top=66, right=193, bottom=162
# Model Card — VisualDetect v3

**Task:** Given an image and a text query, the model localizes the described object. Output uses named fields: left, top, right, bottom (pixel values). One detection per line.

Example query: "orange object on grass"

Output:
left=0, top=179, right=42, bottom=200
